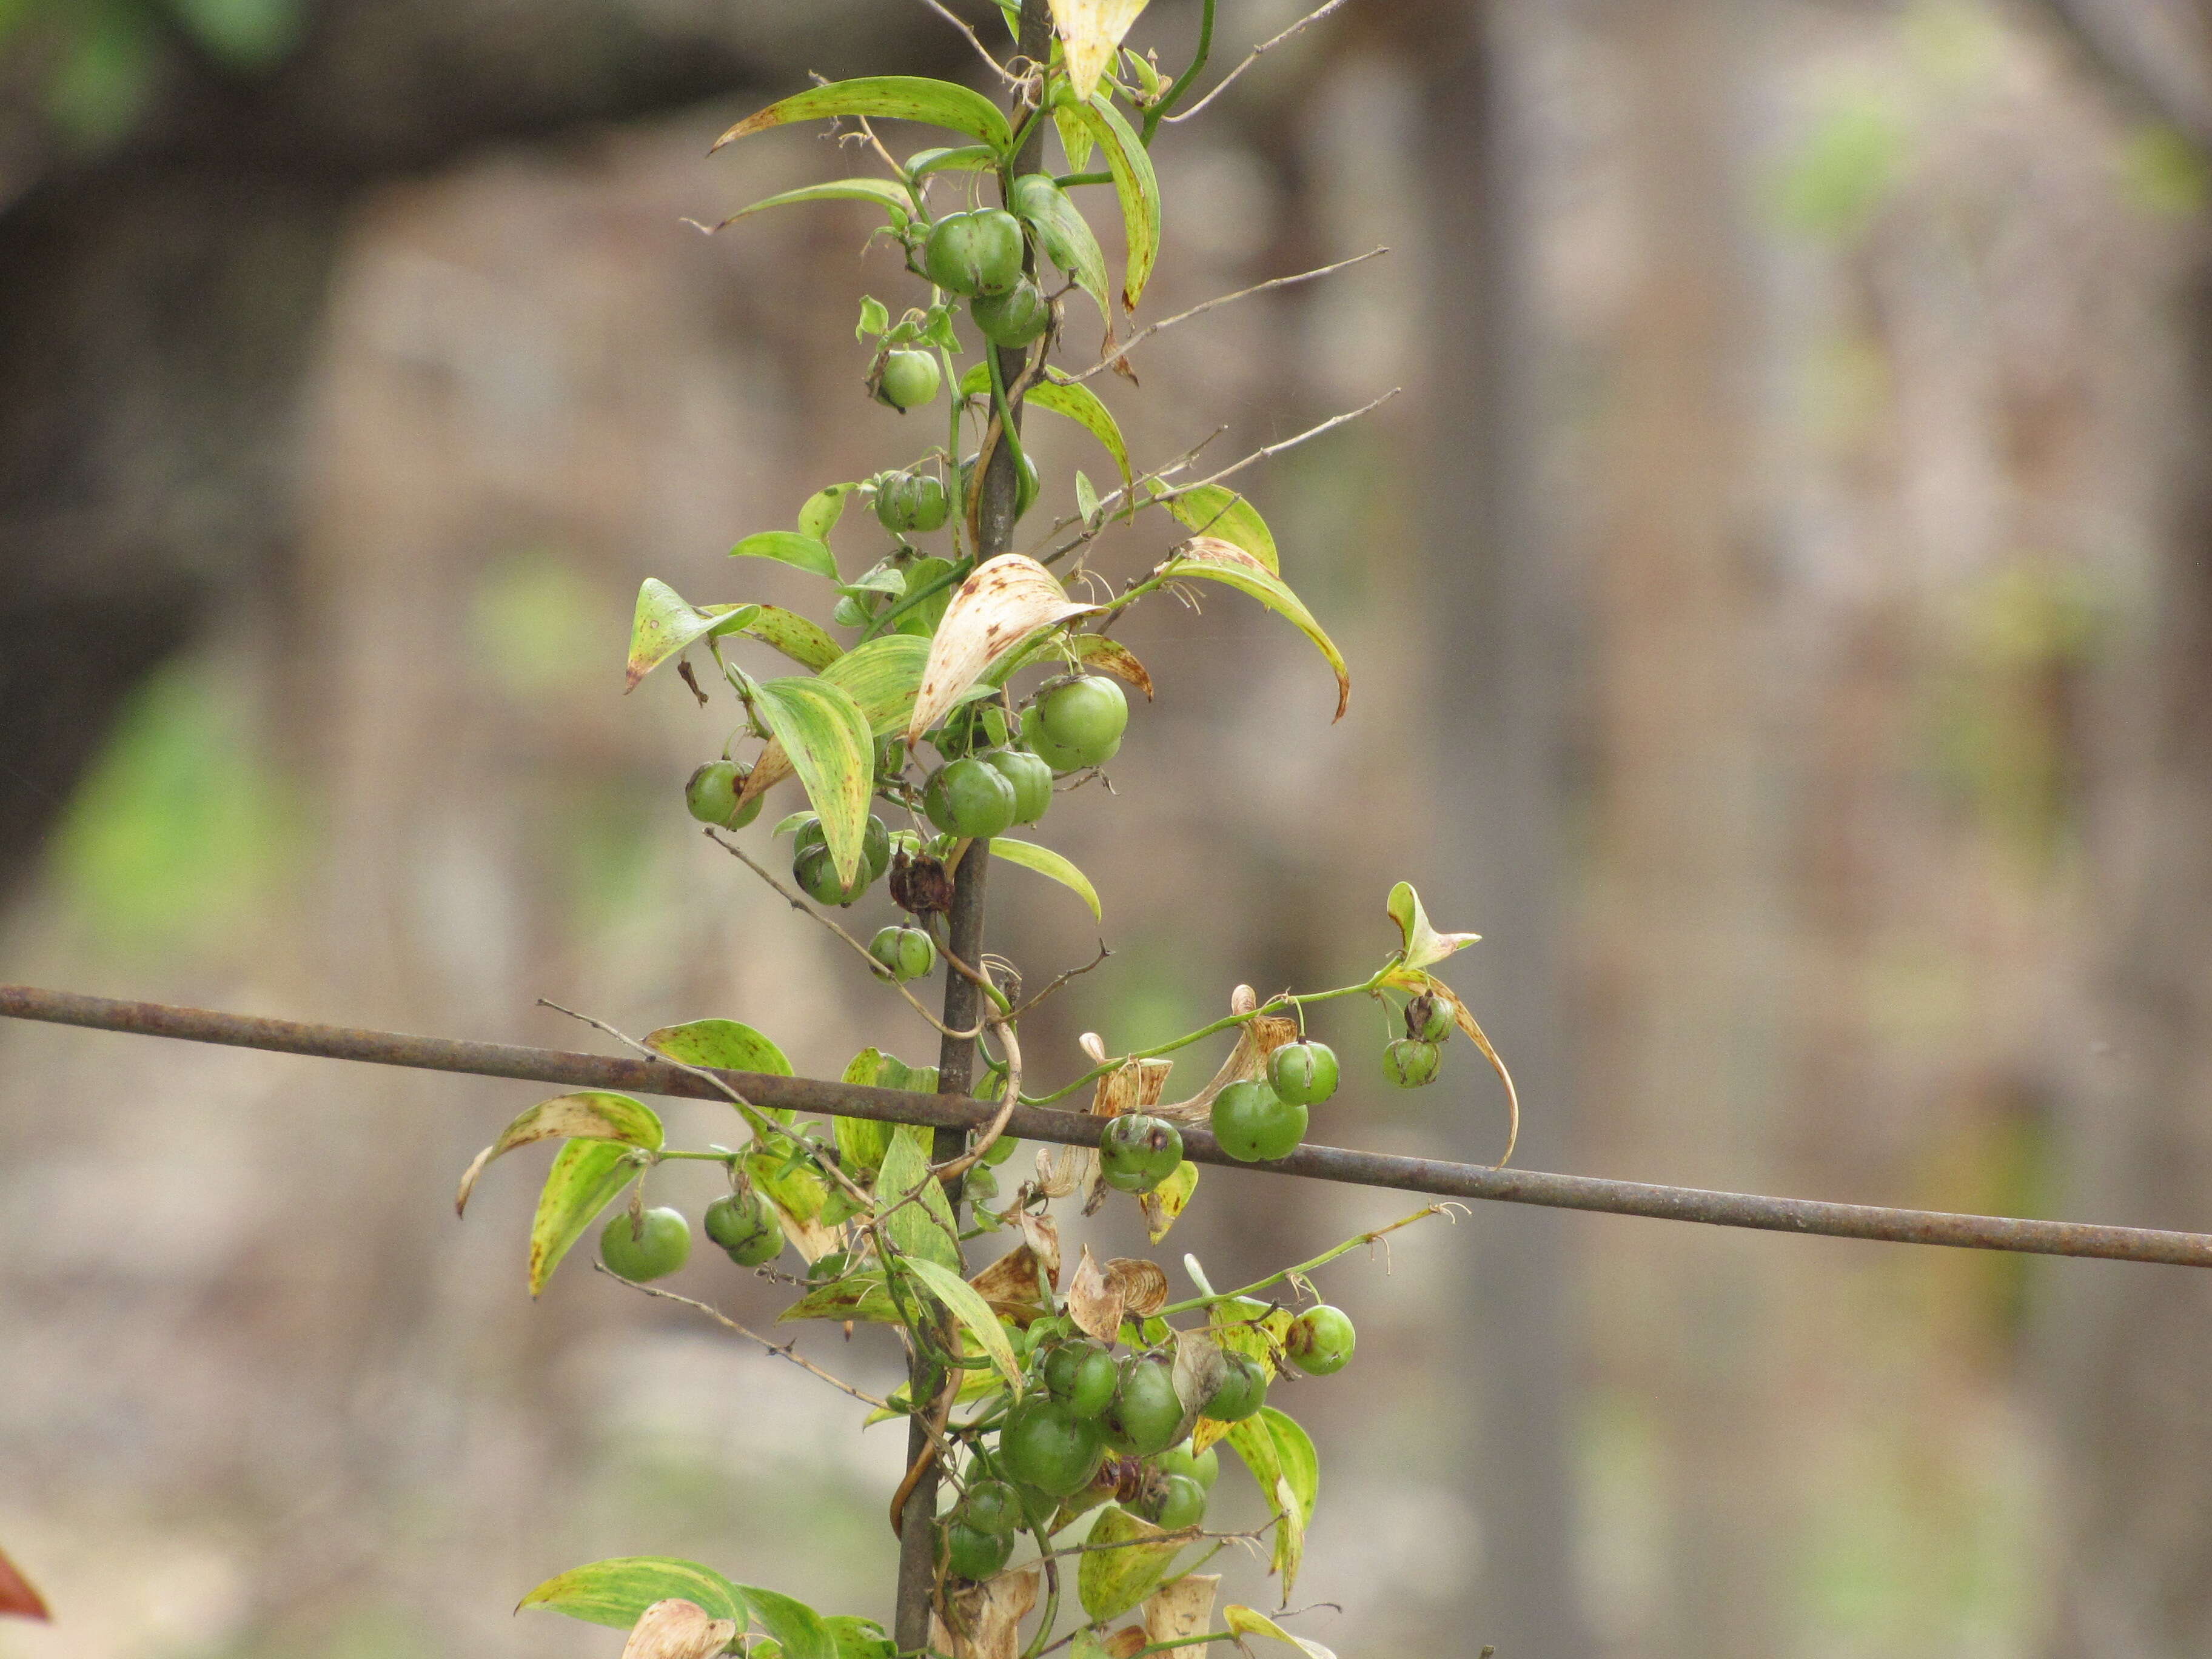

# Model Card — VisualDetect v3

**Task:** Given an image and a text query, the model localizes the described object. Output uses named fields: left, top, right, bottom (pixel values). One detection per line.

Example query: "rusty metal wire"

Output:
left=5, top=983, right=2209, bottom=1268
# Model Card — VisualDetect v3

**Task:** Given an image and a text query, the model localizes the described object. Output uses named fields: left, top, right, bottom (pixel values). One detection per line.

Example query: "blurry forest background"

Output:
left=7, top=0, right=2212, bottom=1655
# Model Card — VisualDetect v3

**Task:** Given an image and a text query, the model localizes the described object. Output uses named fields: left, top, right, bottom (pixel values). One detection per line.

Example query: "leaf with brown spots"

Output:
left=620, top=1598, right=740, bottom=1659
left=1142, top=1574, right=1218, bottom=1647
left=903, top=555, right=1099, bottom=745
left=1104, top=1258, right=1168, bottom=1318
left=1068, top=1244, right=1125, bottom=1343
left=1068, top=634, right=1155, bottom=700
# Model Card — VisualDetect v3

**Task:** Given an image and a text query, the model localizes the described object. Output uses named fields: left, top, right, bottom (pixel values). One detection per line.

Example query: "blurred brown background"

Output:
left=5, top=0, right=2212, bottom=1654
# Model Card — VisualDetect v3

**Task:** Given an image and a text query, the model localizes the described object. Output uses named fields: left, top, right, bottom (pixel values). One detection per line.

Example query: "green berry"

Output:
left=971, top=278, right=1050, bottom=346
left=1407, top=993, right=1454, bottom=1044
left=870, top=925, right=937, bottom=982
left=1209, top=1080, right=1307, bottom=1162
left=1153, top=1443, right=1218, bottom=1491
left=1019, top=704, right=1101, bottom=773
left=794, top=844, right=871, bottom=907
left=1042, top=1341, right=1119, bottom=1419
left=1287, top=1304, right=1356, bottom=1376
left=1034, top=677, right=1127, bottom=768
left=1146, top=1472, right=1207, bottom=1532
left=702, top=1190, right=785, bottom=1267
left=1101, top=1358, right=1183, bottom=1457
left=962, top=1478, right=1023, bottom=1537
left=999, top=1398, right=1105, bottom=1496
left=1382, top=1038, right=1441, bottom=1088
left=877, top=349, right=942, bottom=411
left=1200, top=1351, right=1267, bottom=1423
left=923, top=756, right=1019, bottom=839
left=685, top=760, right=764, bottom=830
left=874, top=469, right=950, bottom=533
left=982, top=748, right=1054, bottom=825
left=923, top=209, right=1026, bottom=297
left=598, top=1207, right=689, bottom=1281
left=1267, top=1041, right=1339, bottom=1105
left=943, top=1520, right=1012, bottom=1581
left=1098, top=1114, right=1183, bottom=1195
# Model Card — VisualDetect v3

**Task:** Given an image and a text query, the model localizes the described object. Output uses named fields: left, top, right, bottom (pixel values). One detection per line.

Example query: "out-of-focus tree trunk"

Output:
left=1413, top=1, right=1594, bottom=1652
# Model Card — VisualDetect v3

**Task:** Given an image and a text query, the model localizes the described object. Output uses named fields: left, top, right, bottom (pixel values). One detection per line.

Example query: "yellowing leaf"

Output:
left=714, top=178, right=915, bottom=232
left=528, top=1140, right=640, bottom=1296
left=1139, top=1160, right=1198, bottom=1241
left=625, top=578, right=759, bottom=691
left=1051, top=0, right=1150, bottom=100
left=743, top=606, right=843, bottom=669
left=1222, top=1605, right=1336, bottom=1658
left=1158, top=483, right=1278, bottom=573
left=456, top=1092, right=663, bottom=1215
left=990, top=837, right=1102, bottom=920
left=519, top=1557, right=745, bottom=1631
left=1070, top=94, right=1161, bottom=310
left=742, top=677, right=874, bottom=885
left=904, top=556, right=1098, bottom=745
left=745, top=634, right=932, bottom=799
left=714, top=76, right=1014, bottom=153
left=1166, top=537, right=1347, bottom=720
left=1078, top=1506, right=1185, bottom=1624
left=1068, top=634, right=1153, bottom=699
left=1385, top=880, right=1481, bottom=969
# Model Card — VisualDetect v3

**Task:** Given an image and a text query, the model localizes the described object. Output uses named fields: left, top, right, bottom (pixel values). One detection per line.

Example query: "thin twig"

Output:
left=1165, top=0, right=1356, bottom=124
left=594, top=1266, right=890, bottom=1409
left=1059, top=247, right=1387, bottom=386
left=1008, top=943, right=1113, bottom=1020
left=912, top=0, right=1024, bottom=85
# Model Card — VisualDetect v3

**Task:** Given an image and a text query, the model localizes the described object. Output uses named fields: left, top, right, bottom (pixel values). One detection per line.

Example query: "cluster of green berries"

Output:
left=1383, top=993, right=1453, bottom=1088
left=870, top=200, right=1051, bottom=425
left=1203, top=1037, right=1338, bottom=1165
left=597, top=1184, right=793, bottom=1282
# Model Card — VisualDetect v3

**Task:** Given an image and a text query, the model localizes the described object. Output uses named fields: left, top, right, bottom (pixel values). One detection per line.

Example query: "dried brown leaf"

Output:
left=620, top=1598, right=740, bottom=1659
left=1068, top=634, right=1155, bottom=700
left=1103, top=1628, right=1148, bottom=1659
left=968, top=1223, right=1061, bottom=1323
left=1156, top=1007, right=1297, bottom=1125
left=1051, top=0, right=1150, bottom=99
left=931, top=1564, right=1041, bottom=1659
left=1068, top=1244, right=1125, bottom=1342
left=1422, top=978, right=1521, bottom=1167
left=0, top=1546, right=49, bottom=1621
left=903, top=555, right=1097, bottom=745
left=1104, top=1257, right=1168, bottom=1318
left=1142, top=1574, right=1219, bottom=1646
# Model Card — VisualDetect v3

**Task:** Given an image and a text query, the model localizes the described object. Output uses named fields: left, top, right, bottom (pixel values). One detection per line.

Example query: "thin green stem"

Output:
left=1142, top=0, right=1215, bottom=141
left=1052, top=170, right=1114, bottom=187
left=1021, top=974, right=1384, bottom=1106
left=1155, top=1204, right=1453, bottom=1318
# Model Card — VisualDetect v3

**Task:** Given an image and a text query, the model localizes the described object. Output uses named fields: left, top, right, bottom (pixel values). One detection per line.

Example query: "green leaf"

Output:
left=624, top=578, right=762, bottom=691
left=839, top=566, right=907, bottom=602
left=1070, top=93, right=1161, bottom=310
left=748, top=1132, right=831, bottom=1227
left=1010, top=172, right=1113, bottom=328
left=957, top=364, right=1130, bottom=490
left=824, top=1615, right=896, bottom=1659
left=733, top=531, right=840, bottom=582
left=1056, top=106, right=1096, bottom=173
left=907, top=144, right=996, bottom=178
left=455, top=1091, right=663, bottom=1215
left=990, top=837, right=1102, bottom=920
left=857, top=295, right=891, bottom=339
left=1077, top=1505, right=1184, bottom=1623
left=836, top=1050, right=903, bottom=1175
left=900, top=1256, right=1025, bottom=1396
left=1158, top=483, right=1278, bottom=574
left=647, top=1017, right=796, bottom=1136
left=719, top=179, right=914, bottom=234
left=800, top=483, right=862, bottom=543
left=819, top=632, right=932, bottom=737
left=1224, top=1407, right=1316, bottom=1590
left=1167, top=540, right=1349, bottom=720
left=528, top=1139, right=643, bottom=1297
left=714, top=76, right=1014, bottom=153
left=743, top=606, right=844, bottom=670
left=1385, top=880, right=1481, bottom=969
left=1222, top=1606, right=1337, bottom=1659
left=893, top=555, right=959, bottom=637
left=518, top=1556, right=745, bottom=1630
left=751, top=676, right=875, bottom=885
left=737, top=1585, right=836, bottom=1659
left=876, top=1124, right=963, bottom=1273
left=1074, top=469, right=1102, bottom=525
left=779, top=1270, right=902, bottom=1324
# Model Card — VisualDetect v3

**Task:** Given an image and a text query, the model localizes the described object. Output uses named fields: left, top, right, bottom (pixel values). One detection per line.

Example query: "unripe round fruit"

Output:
left=923, top=756, right=1019, bottom=840
left=1210, top=1080, right=1307, bottom=1163
left=685, top=760, right=764, bottom=830
left=797, top=814, right=890, bottom=880
left=923, top=208, right=1026, bottom=297
left=1033, top=677, right=1128, bottom=767
left=1098, top=1113, right=1183, bottom=1195
left=702, top=1190, right=785, bottom=1267
left=944, top=1520, right=1012, bottom=1581
left=982, top=748, right=1054, bottom=826
left=869, top=924, right=937, bottom=982
left=794, top=844, right=870, bottom=907
left=1154, top=1443, right=1219, bottom=1491
left=1382, top=1038, right=1442, bottom=1088
left=1101, top=1358, right=1184, bottom=1457
left=599, top=1206, right=690, bottom=1281
left=1287, top=1304, right=1356, bottom=1376
left=1148, top=1473, right=1207, bottom=1532
left=962, top=1478, right=1022, bottom=1537
left=1042, top=1341, right=1119, bottom=1419
left=877, top=349, right=942, bottom=411
left=999, top=1398, right=1105, bottom=1496
left=1267, top=1041, right=1339, bottom=1106
left=874, top=469, right=950, bottom=533
left=1200, top=1351, right=1267, bottom=1423
left=1407, top=993, right=1454, bottom=1044
left=958, top=447, right=1041, bottom=522
left=1018, top=704, right=1099, bottom=772
left=971, top=278, right=1050, bottom=347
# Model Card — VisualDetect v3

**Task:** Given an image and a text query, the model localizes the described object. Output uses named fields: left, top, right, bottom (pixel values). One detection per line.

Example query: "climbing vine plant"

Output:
left=455, top=2, right=1512, bottom=1655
